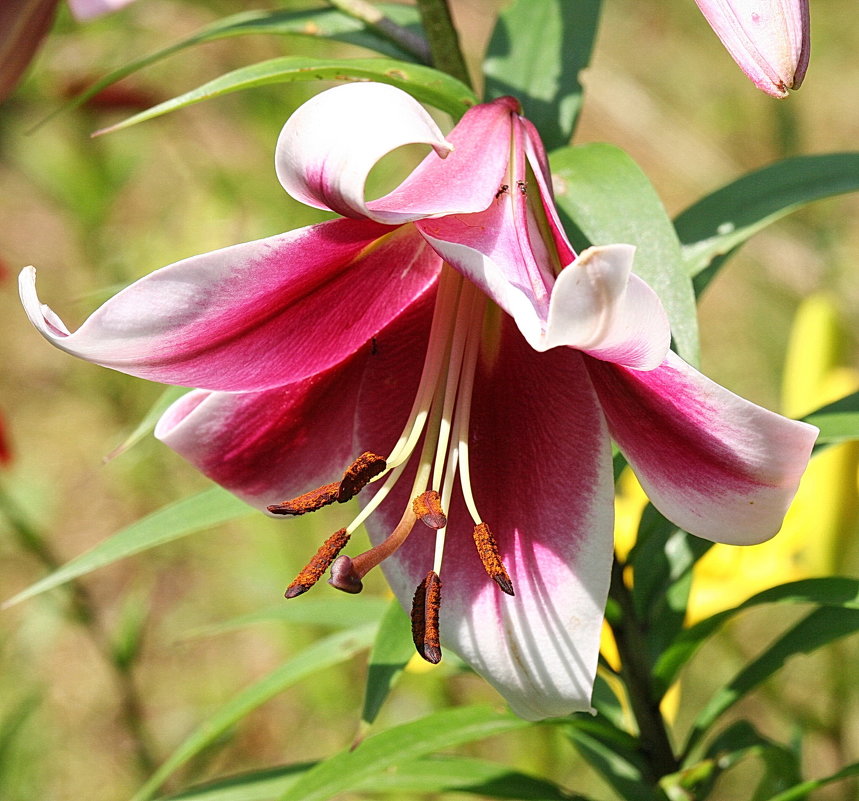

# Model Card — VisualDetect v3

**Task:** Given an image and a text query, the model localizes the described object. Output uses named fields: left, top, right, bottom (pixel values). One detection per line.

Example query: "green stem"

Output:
left=415, top=0, right=472, bottom=89
left=608, top=558, right=679, bottom=781
left=327, top=0, right=432, bottom=63
left=0, top=484, right=158, bottom=775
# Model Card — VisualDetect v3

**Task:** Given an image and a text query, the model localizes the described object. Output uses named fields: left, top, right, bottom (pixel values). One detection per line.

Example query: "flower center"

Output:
left=268, top=265, right=514, bottom=663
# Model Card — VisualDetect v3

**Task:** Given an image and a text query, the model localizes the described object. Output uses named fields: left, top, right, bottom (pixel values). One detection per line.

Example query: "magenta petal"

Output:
left=20, top=220, right=440, bottom=392
left=586, top=350, right=818, bottom=544
left=355, top=316, right=614, bottom=719
left=155, top=285, right=437, bottom=510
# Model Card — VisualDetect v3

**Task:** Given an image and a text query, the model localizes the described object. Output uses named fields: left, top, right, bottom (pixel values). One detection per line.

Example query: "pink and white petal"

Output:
left=20, top=220, right=440, bottom=392
left=355, top=315, right=615, bottom=720
left=543, top=245, right=671, bottom=369
left=67, top=0, right=134, bottom=20
left=275, top=83, right=453, bottom=223
left=586, top=350, right=818, bottom=544
left=367, top=97, right=516, bottom=222
left=155, top=283, right=438, bottom=511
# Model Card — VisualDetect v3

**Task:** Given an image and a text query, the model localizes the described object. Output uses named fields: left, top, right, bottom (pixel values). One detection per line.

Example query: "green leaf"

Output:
left=42, top=6, right=427, bottom=126
left=484, top=0, right=602, bottom=148
left=674, top=153, right=859, bottom=286
left=803, top=390, right=859, bottom=449
left=132, top=625, right=379, bottom=801
left=97, top=57, right=477, bottom=136
left=761, top=761, right=859, bottom=801
left=282, top=705, right=536, bottom=801
left=564, top=717, right=658, bottom=801
left=2, top=486, right=253, bottom=609
left=160, top=755, right=584, bottom=801
left=684, top=606, right=859, bottom=758
left=360, top=599, right=415, bottom=728
left=550, top=143, right=699, bottom=364
left=106, top=385, right=189, bottom=461
left=653, top=577, right=859, bottom=697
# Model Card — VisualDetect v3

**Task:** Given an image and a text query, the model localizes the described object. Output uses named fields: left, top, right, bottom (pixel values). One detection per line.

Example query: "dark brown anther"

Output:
left=337, top=452, right=386, bottom=502
left=412, top=491, right=447, bottom=529
left=328, top=554, right=364, bottom=594
left=472, top=523, right=515, bottom=596
left=411, top=571, right=442, bottom=664
left=267, top=482, right=339, bottom=516
left=284, top=528, right=351, bottom=599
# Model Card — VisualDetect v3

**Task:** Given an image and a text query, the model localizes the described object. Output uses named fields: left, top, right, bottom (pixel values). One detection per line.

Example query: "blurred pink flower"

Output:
left=20, top=83, right=817, bottom=719
left=694, top=0, right=810, bottom=97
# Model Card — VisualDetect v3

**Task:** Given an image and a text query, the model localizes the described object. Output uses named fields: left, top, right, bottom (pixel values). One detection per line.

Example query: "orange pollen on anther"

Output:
left=266, top=451, right=386, bottom=516
left=472, top=523, right=515, bottom=596
left=412, top=490, right=447, bottom=529
left=411, top=570, right=442, bottom=664
left=284, top=528, right=350, bottom=599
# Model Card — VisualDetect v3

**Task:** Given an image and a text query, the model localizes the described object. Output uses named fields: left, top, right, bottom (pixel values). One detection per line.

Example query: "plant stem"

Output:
left=0, top=484, right=158, bottom=776
left=327, top=0, right=432, bottom=63
left=415, top=0, right=472, bottom=89
left=608, top=557, right=679, bottom=781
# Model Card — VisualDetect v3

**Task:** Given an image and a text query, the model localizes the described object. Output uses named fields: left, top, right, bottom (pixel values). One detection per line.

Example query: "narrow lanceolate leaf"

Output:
left=803, top=390, right=859, bottom=450
left=97, top=57, right=477, bottom=136
left=760, top=761, right=859, bottom=801
left=653, top=578, right=859, bottom=696
left=550, top=144, right=699, bottom=364
left=684, top=606, right=859, bottom=758
left=39, top=5, right=426, bottom=126
left=2, top=486, right=252, bottom=609
left=157, top=755, right=583, bottom=801
left=132, top=625, right=379, bottom=801
left=282, top=706, right=536, bottom=801
left=483, top=0, right=602, bottom=148
left=105, top=385, right=189, bottom=461
left=360, top=599, right=415, bottom=729
left=674, top=153, right=859, bottom=285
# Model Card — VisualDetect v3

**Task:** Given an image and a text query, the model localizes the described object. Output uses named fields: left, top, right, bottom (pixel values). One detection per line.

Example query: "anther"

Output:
left=267, top=482, right=339, bottom=516
left=284, top=528, right=350, bottom=599
left=472, top=523, right=515, bottom=596
left=337, top=452, right=386, bottom=502
left=412, top=490, right=447, bottom=529
left=328, top=554, right=364, bottom=594
left=411, top=571, right=442, bottom=664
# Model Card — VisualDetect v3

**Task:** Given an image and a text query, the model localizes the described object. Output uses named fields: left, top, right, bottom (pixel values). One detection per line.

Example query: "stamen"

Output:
left=411, top=571, right=442, bottom=664
left=472, top=523, right=515, bottom=596
left=337, top=452, right=386, bottom=502
left=267, top=452, right=385, bottom=516
left=284, top=528, right=350, bottom=598
left=413, top=491, right=447, bottom=529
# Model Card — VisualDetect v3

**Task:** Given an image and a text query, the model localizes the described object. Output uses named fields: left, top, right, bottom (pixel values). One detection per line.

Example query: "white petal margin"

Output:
left=542, top=244, right=671, bottom=369
left=275, top=83, right=453, bottom=224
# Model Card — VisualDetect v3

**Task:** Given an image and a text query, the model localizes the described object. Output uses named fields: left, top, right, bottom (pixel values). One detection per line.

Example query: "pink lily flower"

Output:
left=694, top=0, right=810, bottom=98
left=19, top=83, right=817, bottom=720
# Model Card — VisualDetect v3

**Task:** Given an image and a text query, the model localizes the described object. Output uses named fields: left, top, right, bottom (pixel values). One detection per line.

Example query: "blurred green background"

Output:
left=1, top=1, right=857, bottom=799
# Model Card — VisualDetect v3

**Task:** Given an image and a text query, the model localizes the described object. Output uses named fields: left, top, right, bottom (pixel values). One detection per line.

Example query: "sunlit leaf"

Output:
left=674, top=153, right=859, bottom=291
left=283, top=705, right=536, bottom=801
left=653, top=577, right=859, bottom=697
left=684, top=606, right=859, bottom=757
left=105, top=385, right=188, bottom=461
left=761, top=761, right=859, bottom=801
left=484, top=0, right=602, bottom=148
left=803, top=390, right=859, bottom=450
left=96, top=57, right=477, bottom=136
left=550, top=143, right=699, bottom=364
left=2, top=486, right=253, bottom=609
left=132, top=625, right=379, bottom=801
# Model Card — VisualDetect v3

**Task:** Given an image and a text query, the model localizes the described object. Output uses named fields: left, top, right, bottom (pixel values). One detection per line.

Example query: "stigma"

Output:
left=268, top=266, right=515, bottom=664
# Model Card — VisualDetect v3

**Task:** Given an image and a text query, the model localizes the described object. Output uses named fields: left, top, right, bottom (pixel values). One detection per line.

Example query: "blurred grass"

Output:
left=0, top=1, right=857, bottom=800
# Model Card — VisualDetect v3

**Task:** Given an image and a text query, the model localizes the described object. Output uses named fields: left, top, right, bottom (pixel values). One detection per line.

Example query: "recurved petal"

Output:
left=67, top=0, right=135, bottom=20
left=155, top=283, right=437, bottom=510
left=586, top=350, right=818, bottom=544
left=20, top=219, right=439, bottom=392
left=275, top=83, right=453, bottom=223
left=355, top=315, right=615, bottom=719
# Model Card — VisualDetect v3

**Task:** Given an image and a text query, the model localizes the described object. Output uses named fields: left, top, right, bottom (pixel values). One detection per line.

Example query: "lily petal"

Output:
left=586, top=350, right=818, bottom=544
left=356, top=315, right=614, bottom=719
left=20, top=220, right=439, bottom=392
left=67, top=0, right=135, bottom=20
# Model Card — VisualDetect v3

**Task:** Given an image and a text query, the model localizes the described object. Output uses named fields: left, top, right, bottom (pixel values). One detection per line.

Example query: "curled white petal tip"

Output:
left=695, top=0, right=810, bottom=98
left=275, top=83, right=453, bottom=223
